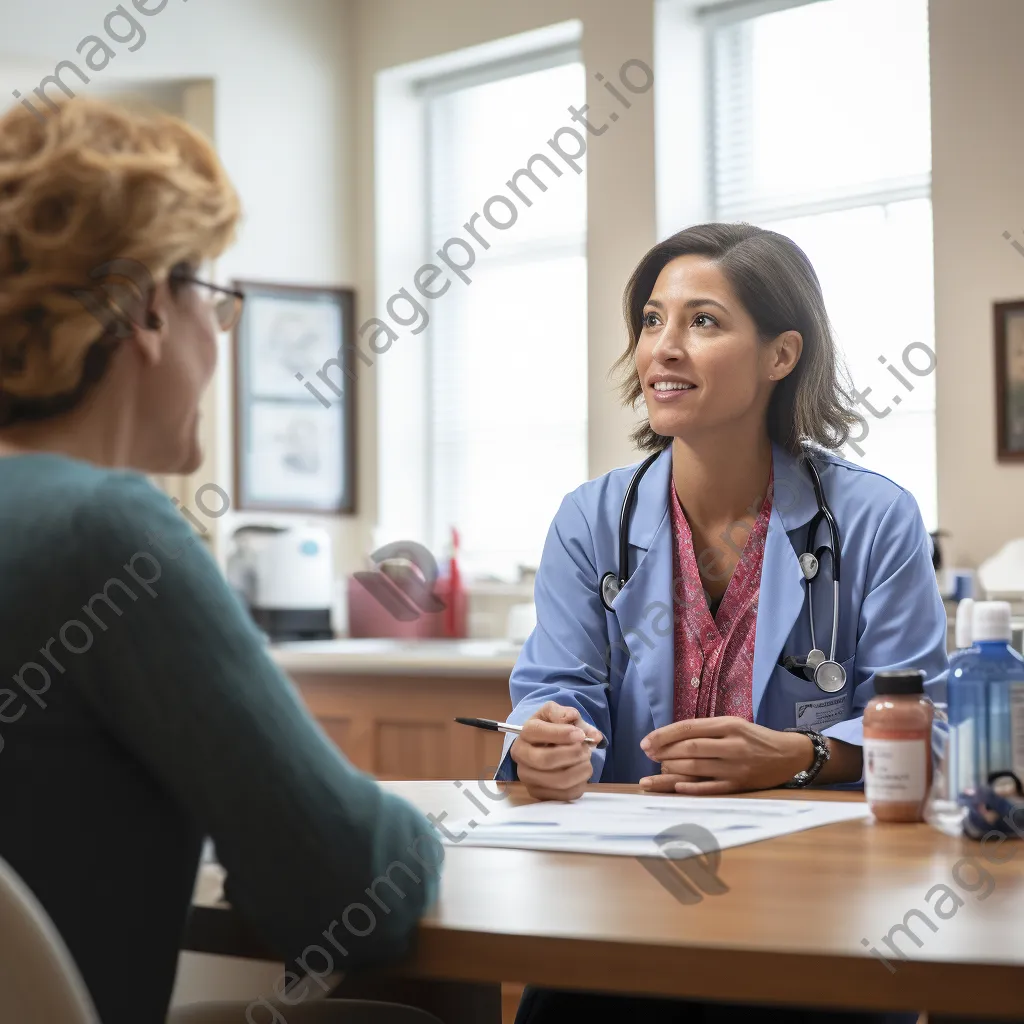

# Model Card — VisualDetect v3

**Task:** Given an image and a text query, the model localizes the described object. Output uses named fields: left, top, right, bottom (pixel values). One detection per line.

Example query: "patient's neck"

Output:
left=671, top=428, right=773, bottom=531
left=0, top=391, right=130, bottom=468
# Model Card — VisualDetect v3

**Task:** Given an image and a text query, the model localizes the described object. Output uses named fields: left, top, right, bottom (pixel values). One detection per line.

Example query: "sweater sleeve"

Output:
left=68, top=473, right=440, bottom=970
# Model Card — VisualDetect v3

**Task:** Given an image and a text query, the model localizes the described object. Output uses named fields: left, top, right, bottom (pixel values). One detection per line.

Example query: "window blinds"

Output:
left=703, top=0, right=938, bottom=528
left=423, top=60, right=588, bottom=578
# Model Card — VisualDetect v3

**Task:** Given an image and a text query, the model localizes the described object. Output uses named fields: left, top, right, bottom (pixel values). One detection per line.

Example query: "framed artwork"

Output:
left=233, top=281, right=356, bottom=512
left=995, top=300, right=1024, bottom=462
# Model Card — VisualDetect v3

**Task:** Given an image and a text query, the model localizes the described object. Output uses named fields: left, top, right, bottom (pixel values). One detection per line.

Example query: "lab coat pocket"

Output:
left=766, top=654, right=856, bottom=730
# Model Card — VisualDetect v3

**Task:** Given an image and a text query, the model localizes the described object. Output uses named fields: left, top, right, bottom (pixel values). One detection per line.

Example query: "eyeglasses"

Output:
left=172, top=274, right=246, bottom=332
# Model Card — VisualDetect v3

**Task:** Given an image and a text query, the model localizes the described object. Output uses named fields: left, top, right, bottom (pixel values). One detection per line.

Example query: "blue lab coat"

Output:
left=496, top=442, right=948, bottom=784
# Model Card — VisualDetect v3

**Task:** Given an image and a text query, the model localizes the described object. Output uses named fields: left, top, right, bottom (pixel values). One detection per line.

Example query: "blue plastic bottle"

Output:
left=949, top=601, right=1024, bottom=802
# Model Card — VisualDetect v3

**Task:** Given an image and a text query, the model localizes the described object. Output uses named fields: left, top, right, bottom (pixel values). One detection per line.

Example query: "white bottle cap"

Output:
left=972, top=600, right=1012, bottom=642
left=954, top=597, right=975, bottom=649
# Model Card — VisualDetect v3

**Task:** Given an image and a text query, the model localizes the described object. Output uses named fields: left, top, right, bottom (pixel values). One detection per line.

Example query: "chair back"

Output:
left=0, top=855, right=101, bottom=1024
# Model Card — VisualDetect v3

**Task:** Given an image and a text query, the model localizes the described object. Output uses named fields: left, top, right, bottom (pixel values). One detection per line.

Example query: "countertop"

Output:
left=269, top=638, right=521, bottom=676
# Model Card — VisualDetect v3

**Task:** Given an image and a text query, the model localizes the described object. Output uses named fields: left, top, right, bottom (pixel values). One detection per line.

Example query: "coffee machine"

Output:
left=227, top=524, right=334, bottom=641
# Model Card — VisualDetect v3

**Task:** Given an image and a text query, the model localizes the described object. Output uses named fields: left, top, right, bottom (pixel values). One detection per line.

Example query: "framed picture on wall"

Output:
left=995, top=299, right=1024, bottom=462
left=233, top=281, right=356, bottom=512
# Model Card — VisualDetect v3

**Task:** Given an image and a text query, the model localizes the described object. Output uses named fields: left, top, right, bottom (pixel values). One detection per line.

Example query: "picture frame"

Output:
left=994, top=299, right=1024, bottom=462
left=232, top=281, right=356, bottom=512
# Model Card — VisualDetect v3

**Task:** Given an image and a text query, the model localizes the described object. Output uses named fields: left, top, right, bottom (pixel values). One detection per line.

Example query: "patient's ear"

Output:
left=127, top=285, right=171, bottom=366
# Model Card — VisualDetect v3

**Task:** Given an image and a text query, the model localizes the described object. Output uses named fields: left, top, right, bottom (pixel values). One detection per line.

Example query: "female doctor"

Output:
left=498, top=221, right=948, bottom=803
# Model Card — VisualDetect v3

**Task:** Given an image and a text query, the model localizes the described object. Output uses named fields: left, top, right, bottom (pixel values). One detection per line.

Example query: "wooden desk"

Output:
left=186, top=783, right=1024, bottom=1021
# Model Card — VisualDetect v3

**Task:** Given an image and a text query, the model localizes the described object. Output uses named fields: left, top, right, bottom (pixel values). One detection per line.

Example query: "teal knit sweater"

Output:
left=0, top=453, right=439, bottom=1024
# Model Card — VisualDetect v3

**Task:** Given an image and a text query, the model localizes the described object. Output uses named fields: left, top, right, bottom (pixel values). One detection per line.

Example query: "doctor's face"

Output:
left=634, top=255, right=778, bottom=442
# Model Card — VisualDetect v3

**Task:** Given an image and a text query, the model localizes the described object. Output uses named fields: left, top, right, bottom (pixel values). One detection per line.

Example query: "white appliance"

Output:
left=227, top=525, right=334, bottom=641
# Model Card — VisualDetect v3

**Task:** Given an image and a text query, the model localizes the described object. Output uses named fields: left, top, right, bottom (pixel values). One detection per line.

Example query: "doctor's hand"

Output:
left=509, top=702, right=604, bottom=802
left=637, top=717, right=814, bottom=795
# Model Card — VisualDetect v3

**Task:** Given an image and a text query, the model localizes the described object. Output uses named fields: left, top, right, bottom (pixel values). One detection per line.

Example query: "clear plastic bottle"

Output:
left=946, top=599, right=976, bottom=681
left=949, top=601, right=1024, bottom=802
left=936, top=598, right=978, bottom=801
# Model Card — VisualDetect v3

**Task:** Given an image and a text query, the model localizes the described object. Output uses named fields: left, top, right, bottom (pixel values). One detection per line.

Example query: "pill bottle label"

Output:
left=1011, top=683, right=1024, bottom=780
left=864, top=737, right=928, bottom=804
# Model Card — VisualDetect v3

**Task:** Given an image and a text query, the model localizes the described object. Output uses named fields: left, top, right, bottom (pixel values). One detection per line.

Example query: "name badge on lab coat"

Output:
left=794, top=695, right=847, bottom=729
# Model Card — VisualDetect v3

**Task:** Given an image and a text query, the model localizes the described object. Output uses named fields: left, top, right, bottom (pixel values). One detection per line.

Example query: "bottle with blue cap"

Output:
left=948, top=600, right=1024, bottom=802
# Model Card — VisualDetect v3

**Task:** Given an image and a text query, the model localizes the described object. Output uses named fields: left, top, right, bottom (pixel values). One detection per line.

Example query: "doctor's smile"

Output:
left=648, top=374, right=698, bottom=399
left=499, top=222, right=945, bottom=808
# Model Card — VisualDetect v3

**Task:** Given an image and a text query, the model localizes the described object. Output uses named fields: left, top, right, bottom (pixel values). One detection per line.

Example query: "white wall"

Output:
left=930, top=0, right=1024, bottom=567
left=0, top=0, right=362, bottom=574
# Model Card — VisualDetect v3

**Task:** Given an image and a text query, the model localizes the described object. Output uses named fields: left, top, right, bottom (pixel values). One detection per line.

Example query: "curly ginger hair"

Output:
left=0, top=96, right=241, bottom=425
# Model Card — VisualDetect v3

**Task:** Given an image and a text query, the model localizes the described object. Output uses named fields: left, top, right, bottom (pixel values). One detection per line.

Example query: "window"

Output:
left=419, top=57, right=588, bottom=578
left=706, top=0, right=936, bottom=527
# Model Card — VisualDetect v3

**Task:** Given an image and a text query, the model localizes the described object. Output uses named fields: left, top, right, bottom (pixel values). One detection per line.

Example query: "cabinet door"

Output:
left=292, top=673, right=512, bottom=780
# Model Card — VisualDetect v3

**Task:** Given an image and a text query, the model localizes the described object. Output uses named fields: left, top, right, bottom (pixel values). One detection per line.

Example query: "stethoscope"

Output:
left=598, top=452, right=847, bottom=694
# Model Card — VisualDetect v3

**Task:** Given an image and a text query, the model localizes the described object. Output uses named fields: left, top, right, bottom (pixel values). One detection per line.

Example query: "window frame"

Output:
left=373, top=22, right=587, bottom=571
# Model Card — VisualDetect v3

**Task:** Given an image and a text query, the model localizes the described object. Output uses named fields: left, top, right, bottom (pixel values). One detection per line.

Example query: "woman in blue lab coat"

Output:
left=503, top=223, right=943, bottom=1024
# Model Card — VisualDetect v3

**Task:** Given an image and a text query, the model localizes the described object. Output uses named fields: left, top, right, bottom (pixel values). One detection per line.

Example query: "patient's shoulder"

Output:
left=0, top=452, right=190, bottom=552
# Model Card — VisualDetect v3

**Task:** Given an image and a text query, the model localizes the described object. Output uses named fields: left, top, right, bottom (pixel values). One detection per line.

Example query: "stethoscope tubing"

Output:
left=601, top=449, right=845, bottom=693
left=616, top=451, right=661, bottom=585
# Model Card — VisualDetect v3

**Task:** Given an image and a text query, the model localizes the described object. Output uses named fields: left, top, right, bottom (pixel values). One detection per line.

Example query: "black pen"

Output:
left=454, top=716, right=608, bottom=749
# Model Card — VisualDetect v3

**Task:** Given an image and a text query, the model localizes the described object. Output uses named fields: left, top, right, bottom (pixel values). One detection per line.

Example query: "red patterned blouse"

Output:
left=671, top=463, right=774, bottom=723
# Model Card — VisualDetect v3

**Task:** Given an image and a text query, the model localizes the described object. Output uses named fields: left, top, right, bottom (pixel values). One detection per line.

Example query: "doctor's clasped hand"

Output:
left=637, top=716, right=860, bottom=794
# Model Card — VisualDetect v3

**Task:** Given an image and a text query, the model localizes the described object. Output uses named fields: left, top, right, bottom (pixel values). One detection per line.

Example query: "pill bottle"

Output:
left=863, top=669, right=934, bottom=822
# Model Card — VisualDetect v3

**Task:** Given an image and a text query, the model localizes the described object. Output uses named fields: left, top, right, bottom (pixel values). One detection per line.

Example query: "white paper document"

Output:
left=440, top=791, right=870, bottom=857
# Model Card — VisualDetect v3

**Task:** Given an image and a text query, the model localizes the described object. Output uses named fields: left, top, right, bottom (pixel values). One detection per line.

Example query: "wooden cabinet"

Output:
left=290, top=671, right=513, bottom=780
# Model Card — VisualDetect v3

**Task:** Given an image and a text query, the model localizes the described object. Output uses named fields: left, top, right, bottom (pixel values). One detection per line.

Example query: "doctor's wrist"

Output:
left=781, top=731, right=816, bottom=780
left=813, top=737, right=863, bottom=786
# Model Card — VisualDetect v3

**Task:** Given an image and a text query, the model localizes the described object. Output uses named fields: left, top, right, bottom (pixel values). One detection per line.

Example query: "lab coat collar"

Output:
left=770, top=441, right=820, bottom=532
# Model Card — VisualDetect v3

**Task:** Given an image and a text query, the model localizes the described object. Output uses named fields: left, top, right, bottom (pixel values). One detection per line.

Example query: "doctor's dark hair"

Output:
left=615, top=222, right=857, bottom=455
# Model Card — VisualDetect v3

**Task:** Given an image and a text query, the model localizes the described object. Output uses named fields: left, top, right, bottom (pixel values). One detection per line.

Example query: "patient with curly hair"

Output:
left=0, top=98, right=441, bottom=1024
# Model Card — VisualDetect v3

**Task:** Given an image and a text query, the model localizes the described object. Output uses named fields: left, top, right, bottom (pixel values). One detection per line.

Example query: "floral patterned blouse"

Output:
left=670, top=464, right=774, bottom=723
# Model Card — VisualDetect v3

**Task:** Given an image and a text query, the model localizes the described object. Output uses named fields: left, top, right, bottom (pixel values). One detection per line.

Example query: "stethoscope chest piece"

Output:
left=813, top=659, right=847, bottom=693
left=600, top=572, right=621, bottom=612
